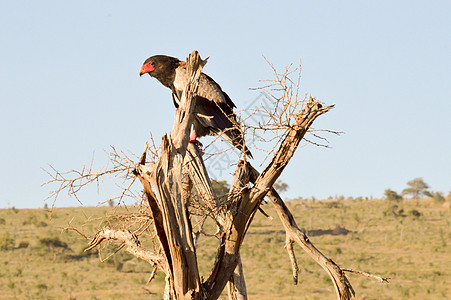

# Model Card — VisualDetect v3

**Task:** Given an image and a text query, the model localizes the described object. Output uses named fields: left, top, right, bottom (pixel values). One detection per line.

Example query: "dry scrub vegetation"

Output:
left=0, top=197, right=449, bottom=299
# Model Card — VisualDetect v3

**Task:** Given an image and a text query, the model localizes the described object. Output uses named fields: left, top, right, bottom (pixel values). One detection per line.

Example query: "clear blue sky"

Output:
left=1, top=1, right=449, bottom=208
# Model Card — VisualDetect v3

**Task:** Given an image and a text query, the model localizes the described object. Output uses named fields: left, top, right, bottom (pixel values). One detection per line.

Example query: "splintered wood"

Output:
left=83, top=51, right=387, bottom=300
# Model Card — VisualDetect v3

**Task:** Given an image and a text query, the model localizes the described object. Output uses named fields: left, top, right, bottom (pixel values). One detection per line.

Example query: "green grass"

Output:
left=0, top=198, right=449, bottom=299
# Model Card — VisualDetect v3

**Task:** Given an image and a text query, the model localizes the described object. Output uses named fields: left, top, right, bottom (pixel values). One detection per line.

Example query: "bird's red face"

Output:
left=139, top=61, right=155, bottom=76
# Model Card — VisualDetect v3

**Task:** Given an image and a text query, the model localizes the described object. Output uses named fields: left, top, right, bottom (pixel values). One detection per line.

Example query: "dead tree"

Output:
left=45, top=51, right=387, bottom=300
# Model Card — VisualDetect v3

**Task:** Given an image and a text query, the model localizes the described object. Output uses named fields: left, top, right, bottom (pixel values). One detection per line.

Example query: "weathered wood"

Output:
left=248, top=165, right=355, bottom=300
left=155, top=137, right=201, bottom=299
left=184, top=143, right=224, bottom=227
left=151, top=51, right=208, bottom=299
left=203, top=161, right=251, bottom=300
left=133, top=146, right=172, bottom=272
left=171, top=52, right=208, bottom=153
left=184, top=143, right=248, bottom=299
left=227, top=256, right=248, bottom=300
left=285, top=239, right=299, bottom=284
left=86, top=228, right=168, bottom=273
left=341, top=269, right=389, bottom=283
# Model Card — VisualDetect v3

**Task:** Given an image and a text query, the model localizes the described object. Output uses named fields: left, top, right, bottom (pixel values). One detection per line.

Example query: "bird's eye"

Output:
left=151, top=62, right=155, bottom=66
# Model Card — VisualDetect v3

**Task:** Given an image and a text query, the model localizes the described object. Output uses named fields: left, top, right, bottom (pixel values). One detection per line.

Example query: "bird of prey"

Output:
left=139, top=55, right=252, bottom=158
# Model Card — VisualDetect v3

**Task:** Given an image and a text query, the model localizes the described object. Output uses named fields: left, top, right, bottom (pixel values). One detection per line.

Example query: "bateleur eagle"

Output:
left=139, top=55, right=252, bottom=158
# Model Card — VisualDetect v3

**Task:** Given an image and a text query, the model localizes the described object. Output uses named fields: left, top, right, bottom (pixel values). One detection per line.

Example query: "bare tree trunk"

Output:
left=153, top=52, right=208, bottom=299
left=184, top=143, right=248, bottom=300
left=47, top=50, right=388, bottom=300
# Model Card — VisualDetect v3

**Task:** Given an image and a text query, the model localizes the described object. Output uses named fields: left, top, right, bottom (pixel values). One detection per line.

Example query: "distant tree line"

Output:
left=384, top=177, right=448, bottom=204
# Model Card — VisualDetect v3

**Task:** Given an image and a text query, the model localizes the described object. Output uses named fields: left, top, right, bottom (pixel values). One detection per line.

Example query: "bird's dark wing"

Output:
left=193, top=97, right=236, bottom=132
left=173, top=67, right=236, bottom=108
left=198, top=73, right=236, bottom=109
left=172, top=65, right=252, bottom=157
left=192, top=98, right=253, bottom=158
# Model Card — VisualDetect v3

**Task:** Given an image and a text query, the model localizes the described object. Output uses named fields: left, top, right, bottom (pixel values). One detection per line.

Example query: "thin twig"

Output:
left=285, top=239, right=299, bottom=285
left=342, top=269, right=390, bottom=283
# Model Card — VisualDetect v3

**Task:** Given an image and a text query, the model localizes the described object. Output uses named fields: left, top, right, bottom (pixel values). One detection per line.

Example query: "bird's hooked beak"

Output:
left=139, top=62, right=155, bottom=77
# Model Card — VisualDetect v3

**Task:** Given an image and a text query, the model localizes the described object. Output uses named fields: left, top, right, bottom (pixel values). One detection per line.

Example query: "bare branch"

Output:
left=285, top=239, right=299, bottom=285
left=227, top=257, right=247, bottom=300
left=248, top=164, right=356, bottom=300
left=85, top=228, right=168, bottom=273
left=342, top=269, right=390, bottom=283
left=147, top=266, right=159, bottom=285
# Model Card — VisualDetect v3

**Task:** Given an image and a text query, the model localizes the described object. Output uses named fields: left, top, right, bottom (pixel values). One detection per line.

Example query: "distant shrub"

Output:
left=211, top=180, right=231, bottom=196
left=384, top=189, right=403, bottom=203
left=273, top=180, right=289, bottom=193
left=0, top=232, right=15, bottom=251
left=325, top=201, right=342, bottom=209
left=431, top=192, right=445, bottom=203
left=383, top=205, right=406, bottom=218
left=409, top=209, right=421, bottom=218
left=37, top=221, right=48, bottom=227
left=17, top=241, right=29, bottom=249
left=0, top=218, right=6, bottom=225
left=38, top=237, right=69, bottom=250
left=105, top=250, right=133, bottom=271
left=10, top=207, right=19, bottom=214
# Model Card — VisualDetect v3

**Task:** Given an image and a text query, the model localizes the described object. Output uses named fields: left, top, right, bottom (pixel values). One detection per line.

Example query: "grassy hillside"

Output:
left=0, top=198, right=449, bottom=299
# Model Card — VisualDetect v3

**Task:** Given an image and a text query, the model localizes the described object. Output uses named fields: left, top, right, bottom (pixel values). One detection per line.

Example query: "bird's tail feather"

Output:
left=220, top=129, right=253, bottom=159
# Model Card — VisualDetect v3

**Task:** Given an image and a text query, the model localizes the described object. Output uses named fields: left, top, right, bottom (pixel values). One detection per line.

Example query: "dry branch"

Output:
left=248, top=165, right=355, bottom=300
left=184, top=143, right=224, bottom=228
left=150, top=51, right=207, bottom=300
left=183, top=142, right=248, bottom=300
left=226, top=256, right=247, bottom=300
left=133, top=149, right=172, bottom=273
left=86, top=228, right=168, bottom=273
left=251, top=98, right=333, bottom=202
left=285, top=239, right=299, bottom=284
left=204, top=97, right=332, bottom=300
left=342, top=269, right=390, bottom=283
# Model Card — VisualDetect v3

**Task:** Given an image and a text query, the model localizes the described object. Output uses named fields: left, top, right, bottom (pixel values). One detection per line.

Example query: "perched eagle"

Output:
left=139, top=55, right=252, bottom=158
